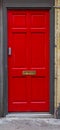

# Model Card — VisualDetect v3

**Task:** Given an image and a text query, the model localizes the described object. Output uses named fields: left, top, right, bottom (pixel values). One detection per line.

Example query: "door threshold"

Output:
left=6, top=112, right=54, bottom=118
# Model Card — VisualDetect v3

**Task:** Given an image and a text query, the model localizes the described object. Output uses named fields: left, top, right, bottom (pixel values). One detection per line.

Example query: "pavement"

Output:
left=0, top=116, right=60, bottom=130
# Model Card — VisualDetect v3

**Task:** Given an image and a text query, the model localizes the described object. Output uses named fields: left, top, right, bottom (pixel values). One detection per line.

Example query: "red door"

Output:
left=8, top=10, right=50, bottom=112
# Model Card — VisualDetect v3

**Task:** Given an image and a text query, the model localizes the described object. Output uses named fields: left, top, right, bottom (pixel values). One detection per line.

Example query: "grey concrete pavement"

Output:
left=0, top=117, right=60, bottom=130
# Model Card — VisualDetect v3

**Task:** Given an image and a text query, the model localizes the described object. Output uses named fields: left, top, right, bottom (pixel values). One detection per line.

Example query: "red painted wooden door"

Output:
left=8, top=10, right=50, bottom=112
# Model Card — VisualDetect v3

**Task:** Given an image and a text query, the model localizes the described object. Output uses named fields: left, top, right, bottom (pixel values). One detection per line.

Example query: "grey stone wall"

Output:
left=0, top=0, right=4, bottom=117
left=3, top=0, right=53, bottom=7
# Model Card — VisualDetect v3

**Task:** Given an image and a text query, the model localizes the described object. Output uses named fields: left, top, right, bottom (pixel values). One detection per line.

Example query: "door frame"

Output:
left=3, top=6, right=55, bottom=116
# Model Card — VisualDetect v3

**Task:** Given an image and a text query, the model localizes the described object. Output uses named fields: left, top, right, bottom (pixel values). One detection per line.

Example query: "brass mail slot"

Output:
left=22, top=70, right=36, bottom=76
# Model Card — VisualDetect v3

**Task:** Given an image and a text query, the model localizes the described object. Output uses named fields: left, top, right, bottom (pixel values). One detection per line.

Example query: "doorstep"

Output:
left=6, top=113, right=54, bottom=118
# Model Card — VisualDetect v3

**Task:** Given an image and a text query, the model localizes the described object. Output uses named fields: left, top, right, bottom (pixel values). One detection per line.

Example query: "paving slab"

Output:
left=0, top=117, right=60, bottom=130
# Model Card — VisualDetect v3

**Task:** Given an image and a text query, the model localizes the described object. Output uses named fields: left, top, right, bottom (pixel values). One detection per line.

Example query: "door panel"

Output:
left=11, top=78, right=27, bottom=102
left=12, top=14, right=26, bottom=28
left=8, top=10, right=50, bottom=112
left=31, top=78, right=47, bottom=101
left=12, top=33, right=26, bottom=68
left=31, top=33, right=46, bottom=67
